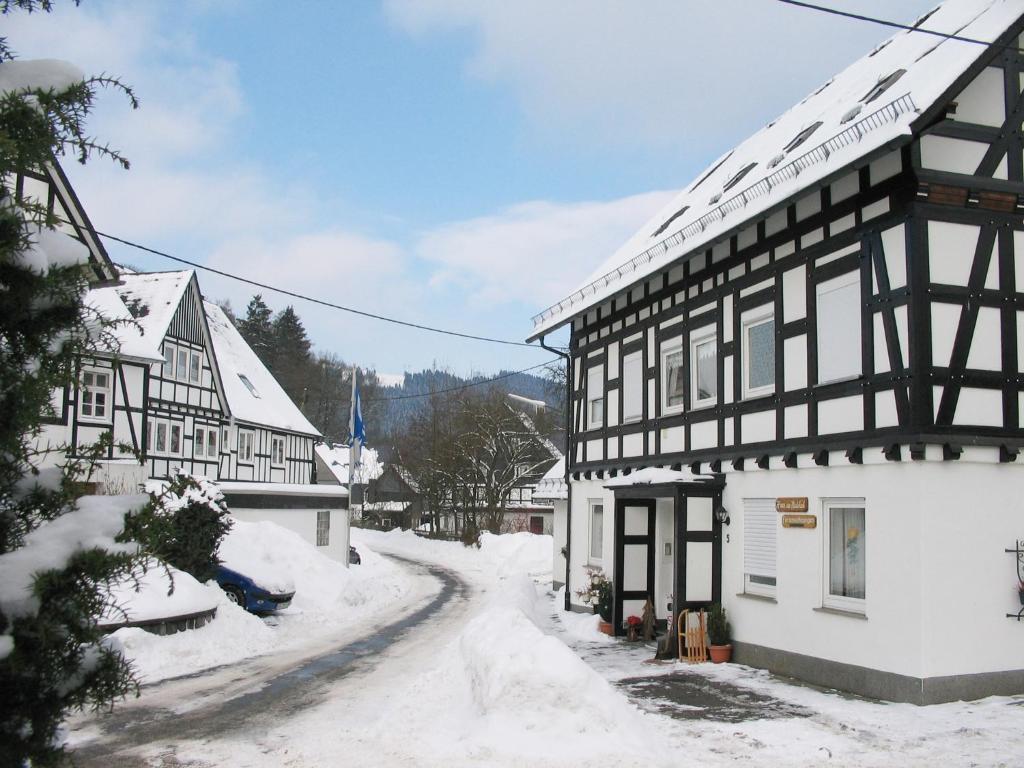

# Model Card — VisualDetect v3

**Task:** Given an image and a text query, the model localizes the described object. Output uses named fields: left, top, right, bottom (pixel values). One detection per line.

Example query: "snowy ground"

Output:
left=70, top=527, right=1024, bottom=767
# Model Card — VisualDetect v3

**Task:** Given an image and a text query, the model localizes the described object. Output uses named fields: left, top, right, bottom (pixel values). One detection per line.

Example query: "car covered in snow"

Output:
left=214, top=565, right=295, bottom=614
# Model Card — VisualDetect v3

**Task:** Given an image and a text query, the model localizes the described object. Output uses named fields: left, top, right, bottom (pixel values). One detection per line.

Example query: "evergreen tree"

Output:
left=235, top=294, right=274, bottom=365
left=269, top=305, right=313, bottom=404
left=0, top=4, right=146, bottom=765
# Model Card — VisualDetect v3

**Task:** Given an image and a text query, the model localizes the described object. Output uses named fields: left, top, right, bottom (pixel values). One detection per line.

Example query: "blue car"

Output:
left=214, top=565, right=295, bottom=614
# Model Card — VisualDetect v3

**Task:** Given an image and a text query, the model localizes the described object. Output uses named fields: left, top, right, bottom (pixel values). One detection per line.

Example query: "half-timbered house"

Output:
left=529, top=0, right=1024, bottom=703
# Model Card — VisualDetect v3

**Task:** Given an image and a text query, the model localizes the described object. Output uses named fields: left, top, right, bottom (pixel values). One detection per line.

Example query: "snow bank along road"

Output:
left=68, top=554, right=471, bottom=767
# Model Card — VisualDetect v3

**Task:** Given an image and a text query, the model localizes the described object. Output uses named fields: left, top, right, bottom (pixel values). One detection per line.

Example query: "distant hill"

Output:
left=373, top=367, right=558, bottom=439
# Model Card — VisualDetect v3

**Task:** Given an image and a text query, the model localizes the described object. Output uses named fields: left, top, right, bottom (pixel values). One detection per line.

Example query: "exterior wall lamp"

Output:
left=714, top=505, right=731, bottom=526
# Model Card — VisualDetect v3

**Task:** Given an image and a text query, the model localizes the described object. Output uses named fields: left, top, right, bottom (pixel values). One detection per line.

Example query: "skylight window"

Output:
left=783, top=122, right=822, bottom=154
left=862, top=69, right=906, bottom=104
left=709, top=193, right=722, bottom=205
left=689, top=151, right=734, bottom=194
left=868, top=39, right=891, bottom=57
left=238, top=373, right=260, bottom=398
left=840, top=105, right=863, bottom=124
left=722, top=162, right=757, bottom=192
left=652, top=205, right=690, bottom=237
left=767, top=154, right=785, bottom=170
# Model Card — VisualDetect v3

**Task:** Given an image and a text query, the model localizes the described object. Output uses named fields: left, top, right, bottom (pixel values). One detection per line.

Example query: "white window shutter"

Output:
left=743, top=498, right=777, bottom=579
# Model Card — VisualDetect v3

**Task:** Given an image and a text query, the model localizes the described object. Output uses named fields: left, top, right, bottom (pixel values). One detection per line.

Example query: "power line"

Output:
left=366, top=358, right=561, bottom=402
left=773, top=0, right=1024, bottom=53
left=94, top=229, right=556, bottom=350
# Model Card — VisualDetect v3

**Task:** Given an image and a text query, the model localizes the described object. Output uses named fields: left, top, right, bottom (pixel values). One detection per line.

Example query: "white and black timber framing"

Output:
left=564, top=17, right=1024, bottom=479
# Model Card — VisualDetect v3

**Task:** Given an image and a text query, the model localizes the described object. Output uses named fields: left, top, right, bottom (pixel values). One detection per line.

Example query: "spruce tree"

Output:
left=269, top=305, right=313, bottom=404
left=0, top=3, right=146, bottom=765
left=236, top=294, right=274, bottom=365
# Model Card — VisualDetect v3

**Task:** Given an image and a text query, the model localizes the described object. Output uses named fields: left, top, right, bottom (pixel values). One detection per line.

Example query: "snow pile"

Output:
left=0, top=494, right=144, bottom=620
left=478, top=531, right=552, bottom=580
left=109, top=518, right=415, bottom=683
left=218, top=521, right=295, bottom=595
left=101, top=563, right=217, bottom=626
left=14, top=226, right=90, bottom=275
left=552, top=586, right=611, bottom=644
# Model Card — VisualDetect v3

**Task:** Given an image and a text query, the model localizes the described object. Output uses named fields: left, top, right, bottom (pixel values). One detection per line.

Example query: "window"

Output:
left=742, top=310, right=775, bottom=398
left=189, top=351, right=201, bottom=382
left=589, top=500, right=604, bottom=562
left=783, top=121, right=822, bottom=154
left=176, top=349, right=187, bottom=380
left=238, top=374, right=260, bottom=398
left=862, top=69, right=906, bottom=104
left=586, top=366, right=604, bottom=429
left=622, top=351, right=643, bottom=422
left=662, top=342, right=685, bottom=412
left=816, top=271, right=862, bottom=384
left=691, top=328, right=717, bottom=408
left=169, top=423, right=182, bottom=455
left=207, top=428, right=218, bottom=458
left=271, top=436, right=285, bottom=466
left=222, top=426, right=230, bottom=451
left=823, top=499, right=866, bottom=612
left=194, top=426, right=206, bottom=458
left=79, top=369, right=111, bottom=421
left=723, top=162, right=757, bottom=192
left=238, top=429, right=255, bottom=462
left=652, top=205, right=689, bottom=237
left=316, top=510, right=330, bottom=547
left=154, top=421, right=167, bottom=454
left=163, top=346, right=174, bottom=377
left=743, top=499, right=777, bottom=598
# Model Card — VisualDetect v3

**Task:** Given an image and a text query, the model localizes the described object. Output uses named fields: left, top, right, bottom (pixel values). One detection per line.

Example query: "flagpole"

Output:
left=348, top=365, right=357, bottom=494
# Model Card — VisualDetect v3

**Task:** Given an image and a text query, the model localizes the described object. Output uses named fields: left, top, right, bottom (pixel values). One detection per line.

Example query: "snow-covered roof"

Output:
left=217, top=481, right=347, bottom=497
left=603, top=467, right=717, bottom=488
left=204, top=301, right=321, bottom=437
left=84, top=285, right=163, bottom=363
left=533, top=457, right=567, bottom=501
left=529, top=0, right=1022, bottom=339
left=315, top=443, right=384, bottom=486
left=393, top=465, right=420, bottom=493
left=114, top=270, right=194, bottom=343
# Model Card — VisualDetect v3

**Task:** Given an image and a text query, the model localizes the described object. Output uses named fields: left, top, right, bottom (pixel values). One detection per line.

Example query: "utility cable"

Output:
left=95, top=229, right=560, bottom=350
left=774, top=0, right=1024, bottom=53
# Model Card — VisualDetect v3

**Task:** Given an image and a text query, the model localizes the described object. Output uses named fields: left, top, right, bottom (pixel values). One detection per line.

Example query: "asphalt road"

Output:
left=66, top=555, right=468, bottom=768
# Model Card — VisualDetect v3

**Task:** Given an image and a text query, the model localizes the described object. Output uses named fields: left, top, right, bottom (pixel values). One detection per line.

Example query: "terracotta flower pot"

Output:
left=598, top=620, right=614, bottom=636
left=709, top=644, right=732, bottom=663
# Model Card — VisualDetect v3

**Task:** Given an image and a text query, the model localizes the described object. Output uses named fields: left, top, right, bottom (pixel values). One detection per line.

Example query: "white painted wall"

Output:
left=229, top=506, right=351, bottom=565
left=551, top=499, right=567, bottom=587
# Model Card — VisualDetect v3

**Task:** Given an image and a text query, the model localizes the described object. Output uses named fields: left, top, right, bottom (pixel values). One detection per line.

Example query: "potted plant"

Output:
left=626, top=614, right=642, bottom=641
left=576, top=568, right=613, bottom=635
left=707, top=603, right=732, bottom=663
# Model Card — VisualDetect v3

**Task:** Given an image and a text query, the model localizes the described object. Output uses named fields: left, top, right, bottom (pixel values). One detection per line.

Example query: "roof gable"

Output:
left=529, top=0, right=1024, bottom=339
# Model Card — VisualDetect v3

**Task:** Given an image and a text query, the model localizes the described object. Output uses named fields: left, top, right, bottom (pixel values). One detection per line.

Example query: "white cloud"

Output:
left=385, top=0, right=937, bottom=152
left=416, top=191, right=674, bottom=308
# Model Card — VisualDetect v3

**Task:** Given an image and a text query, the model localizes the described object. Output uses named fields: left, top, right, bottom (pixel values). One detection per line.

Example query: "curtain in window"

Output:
left=695, top=340, right=717, bottom=401
left=590, top=505, right=604, bottom=559
left=747, top=319, right=775, bottom=389
left=665, top=350, right=685, bottom=406
left=829, top=506, right=866, bottom=599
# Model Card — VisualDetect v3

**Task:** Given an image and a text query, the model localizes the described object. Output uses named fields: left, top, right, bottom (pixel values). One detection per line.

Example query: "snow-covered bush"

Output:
left=0, top=4, right=140, bottom=765
left=124, top=474, right=232, bottom=582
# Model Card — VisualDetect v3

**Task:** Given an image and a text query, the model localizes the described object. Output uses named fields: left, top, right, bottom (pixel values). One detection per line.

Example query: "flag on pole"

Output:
left=348, top=367, right=366, bottom=483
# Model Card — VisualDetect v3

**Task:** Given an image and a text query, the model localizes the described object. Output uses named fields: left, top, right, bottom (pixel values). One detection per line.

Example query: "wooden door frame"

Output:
left=612, top=498, right=656, bottom=637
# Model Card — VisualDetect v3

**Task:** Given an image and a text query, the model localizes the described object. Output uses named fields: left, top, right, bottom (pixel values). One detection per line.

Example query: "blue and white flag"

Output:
left=348, top=367, right=366, bottom=475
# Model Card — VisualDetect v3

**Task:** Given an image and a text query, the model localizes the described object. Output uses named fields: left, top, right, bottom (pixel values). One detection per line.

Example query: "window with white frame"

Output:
left=662, top=341, right=685, bottom=412
left=153, top=421, right=168, bottom=454
left=271, top=436, right=285, bottom=466
left=691, top=327, right=717, bottom=408
left=189, top=351, right=201, bottom=383
left=194, top=426, right=207, bottom=458
left=163, top=346, right=174, bottom=377
left=742, top=309, right=775, bottom=398
left=169, top=423, right=182, bottom=456
left=586, top=366, right=604, bottom=429
left=823, top=499, right=866, bottom=612
left=238, top=429, right=255, bottom=463
left=207, top=427, right=218, bottom=458
left=222, top=426, right=230, bottom=452
left=176, top=348, right=187, bottom=380
left=79, top=368, right=111, bottom=421
left=622, top=351, right=643, bottom=422
left=316, top=510, right=330, bottom=546
left=743, top=498, right=777, bottom=597
left=816, top=271, right=862, bottom=384
left=588, top=500, right=604, bottom=562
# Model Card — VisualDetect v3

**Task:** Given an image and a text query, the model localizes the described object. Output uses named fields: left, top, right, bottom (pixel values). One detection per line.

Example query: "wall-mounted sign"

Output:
left=776, top=497, right=809, bottom=513
left=782, top=514, right=817, bottom=529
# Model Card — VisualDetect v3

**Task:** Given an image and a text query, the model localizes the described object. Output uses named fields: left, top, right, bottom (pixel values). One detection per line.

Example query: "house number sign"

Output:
left=776, top=497, right=809, bottom=513
left=782, top=514, right=817, bottom=529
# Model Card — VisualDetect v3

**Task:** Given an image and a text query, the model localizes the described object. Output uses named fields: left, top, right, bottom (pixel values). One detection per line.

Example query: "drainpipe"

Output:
left=539, top=334, right=572, bottom=612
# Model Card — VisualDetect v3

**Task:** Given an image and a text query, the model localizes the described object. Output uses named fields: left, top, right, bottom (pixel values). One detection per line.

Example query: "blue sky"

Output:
left=9, top=0, right=936, bottom=378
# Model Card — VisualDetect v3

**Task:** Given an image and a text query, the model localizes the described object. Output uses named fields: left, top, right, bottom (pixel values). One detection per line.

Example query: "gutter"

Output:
left=538, top=334, right=572, bottom=611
